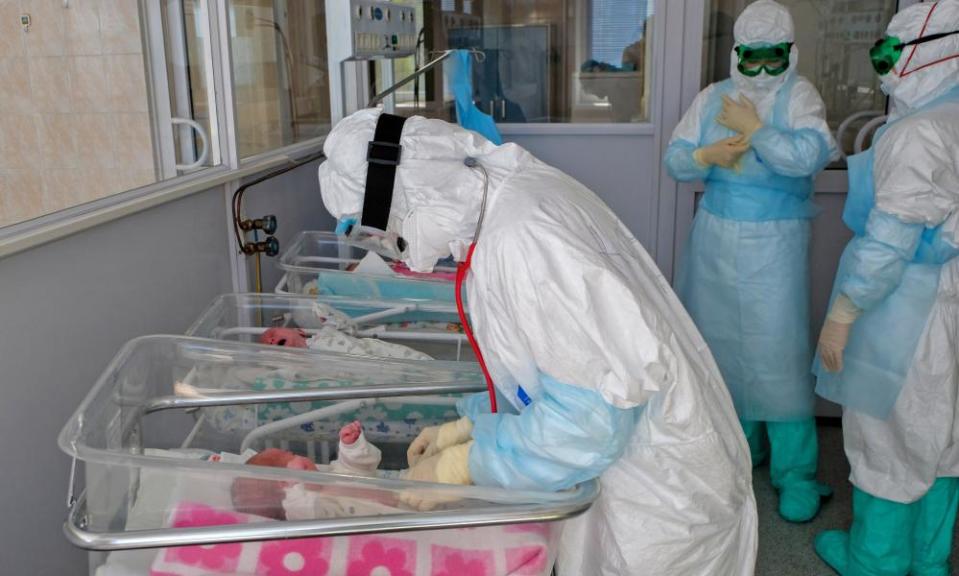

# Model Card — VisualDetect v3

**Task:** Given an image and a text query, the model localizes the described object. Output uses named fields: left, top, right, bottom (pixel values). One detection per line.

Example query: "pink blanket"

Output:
left=151, top=502, right=556, bottom=576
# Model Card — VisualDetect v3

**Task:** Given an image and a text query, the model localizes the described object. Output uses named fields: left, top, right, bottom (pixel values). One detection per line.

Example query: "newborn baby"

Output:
left=258, top=321, right=433, bottom=361
left=258, top=327, right=309, bottom=348
left=231, top=421, right=388, bottom=520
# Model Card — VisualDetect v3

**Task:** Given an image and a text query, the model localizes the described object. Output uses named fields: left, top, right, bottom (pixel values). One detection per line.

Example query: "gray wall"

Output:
left=240, top=159, right=334, bottom=292
left=0, top=161, right=324, bottom=575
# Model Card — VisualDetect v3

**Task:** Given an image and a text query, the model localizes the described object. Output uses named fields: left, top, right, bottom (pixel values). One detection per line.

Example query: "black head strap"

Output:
left=362, top=113, right=408, bottom=231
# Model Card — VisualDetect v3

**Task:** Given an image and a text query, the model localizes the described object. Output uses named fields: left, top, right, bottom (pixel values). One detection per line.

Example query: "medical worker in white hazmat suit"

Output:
left=318, top=109, right=758, bottom=575
left=814, top=1, right=959, bottom=574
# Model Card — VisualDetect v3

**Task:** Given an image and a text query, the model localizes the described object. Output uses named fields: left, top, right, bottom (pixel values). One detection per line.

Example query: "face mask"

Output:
left=401, top=207, right=458, bottom=273
left=741, top=70, right=790, bottom=95
left=399, top=158, right=492, bottom=273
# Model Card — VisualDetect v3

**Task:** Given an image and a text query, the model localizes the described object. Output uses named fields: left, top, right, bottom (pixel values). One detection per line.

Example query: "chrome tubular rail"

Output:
left=143, top=380, right=487, bottom=414
left=368, top=49, right=484, bottom=107
left=64, top=480, right=599, bottom=551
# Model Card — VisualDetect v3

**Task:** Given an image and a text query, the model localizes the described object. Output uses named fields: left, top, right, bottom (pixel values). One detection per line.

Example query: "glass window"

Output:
left=380, top=0, right=656, bottom=124
left=0, top=0, right=221, bottom=229
left=703, top=0, right=899, bottom=162
left=157, top=0, right=221, bottom=177
left=228, top=1, right=331, bottom=159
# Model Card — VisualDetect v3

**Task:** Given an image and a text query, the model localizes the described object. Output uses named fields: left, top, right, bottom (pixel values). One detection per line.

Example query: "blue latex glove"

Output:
left=334, top=217, right=357, bottom=236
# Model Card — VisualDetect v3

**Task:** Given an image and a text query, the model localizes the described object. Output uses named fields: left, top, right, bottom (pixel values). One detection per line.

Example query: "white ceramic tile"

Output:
left=65, top=0, right=102, bottom=55
left=71, top=55, right=110, bottom=112
left=0, top=57, right=35, bottom=114
left=99, top=0, right=141, bottom=55
left=105, top=53, right=148, bottom=113
left=28, top=56, right=72, bottom=113
left=23, top=0, right=66, bottom=57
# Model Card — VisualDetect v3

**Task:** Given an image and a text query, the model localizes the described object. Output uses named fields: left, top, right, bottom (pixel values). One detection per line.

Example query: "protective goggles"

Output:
left=735, top=42, right=792, bottom=77
left=870, top=30, right=959, bottom=76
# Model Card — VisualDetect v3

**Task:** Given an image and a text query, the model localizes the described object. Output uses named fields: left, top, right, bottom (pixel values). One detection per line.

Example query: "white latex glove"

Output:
left=717, top=94, right=763, bottom=138
left=407, top=416, right=473, bottom=467
left=693, top=135, right=751, bottom=169
left=818, top=295, right=861, bottom=373
left=400, top=442, right=473, bottom=511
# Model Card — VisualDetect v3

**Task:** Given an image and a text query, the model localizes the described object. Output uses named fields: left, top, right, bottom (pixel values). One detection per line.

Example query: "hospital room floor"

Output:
left=753, top=422, right=959, bottom=575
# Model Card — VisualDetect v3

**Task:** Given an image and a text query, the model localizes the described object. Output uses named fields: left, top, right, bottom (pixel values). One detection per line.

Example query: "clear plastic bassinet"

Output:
left=276, top=231, right=457, bottom=302
left=186, top=293, right=473, bottom=363
left=58, top=336, right=596, bottom=575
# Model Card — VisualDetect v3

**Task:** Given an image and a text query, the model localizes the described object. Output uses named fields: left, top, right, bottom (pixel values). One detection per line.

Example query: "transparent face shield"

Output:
left=335, top=218, right=408, bottom=262
left=337, top=156, right=490, bottom=269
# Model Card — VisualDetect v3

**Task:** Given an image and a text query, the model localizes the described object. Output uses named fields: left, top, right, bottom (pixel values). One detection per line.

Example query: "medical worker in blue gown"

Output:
left=665, top=0, right=838, bottom=523
left=814, top=1, right=959, bottom=574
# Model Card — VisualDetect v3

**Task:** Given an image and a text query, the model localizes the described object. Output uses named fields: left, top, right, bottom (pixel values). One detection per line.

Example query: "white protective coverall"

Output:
left=318, top=109, right=758, bottom=575
left=826, top=0, right=959, bottom=504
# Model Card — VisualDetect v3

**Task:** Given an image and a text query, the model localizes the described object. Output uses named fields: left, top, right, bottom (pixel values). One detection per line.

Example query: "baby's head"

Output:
left=258, top=327, right=309, bottom=348
left=230, top=449, right=317, bottom=520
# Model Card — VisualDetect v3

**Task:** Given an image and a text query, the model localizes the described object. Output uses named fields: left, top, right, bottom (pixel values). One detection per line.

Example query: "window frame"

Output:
left=471, top=0, right=661, bottom=133
left=0, top=0, right=329, bottom=259
left=371, top=1, right=662, bottom=132
left=1, top=0, right=665, bottom=257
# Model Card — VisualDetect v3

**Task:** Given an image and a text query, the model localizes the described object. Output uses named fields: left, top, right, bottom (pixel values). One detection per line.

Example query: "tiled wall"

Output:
left=0, top=0, right=156, bottom=228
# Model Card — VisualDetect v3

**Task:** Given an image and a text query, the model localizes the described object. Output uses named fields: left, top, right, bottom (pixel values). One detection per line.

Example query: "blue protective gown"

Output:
left=813, top=87, right=959, bottom=576
left=666, top=76, right=833, bottom=422
left=814, top=87, right=959, bottom=420
left=458, top=376, right=636, bottom=491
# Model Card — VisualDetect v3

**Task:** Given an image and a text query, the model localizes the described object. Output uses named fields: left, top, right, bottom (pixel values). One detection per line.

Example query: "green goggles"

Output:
left=735, top=42, right=792, bottom=77
left=870, top=30, right=959, bottom=75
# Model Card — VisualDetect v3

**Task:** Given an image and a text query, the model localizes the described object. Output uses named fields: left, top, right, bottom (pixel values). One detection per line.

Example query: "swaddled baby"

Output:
left=231, top=421, right=392, bottom=520
left=258, top=303, right=433, bottom=361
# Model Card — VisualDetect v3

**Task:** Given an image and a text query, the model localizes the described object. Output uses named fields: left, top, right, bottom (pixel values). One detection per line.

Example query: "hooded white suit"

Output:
left=813, top=3, right=959, bottom=574
left=819, top=0, right=959, bottom=505
left=319, top=109, right=757, bottom=575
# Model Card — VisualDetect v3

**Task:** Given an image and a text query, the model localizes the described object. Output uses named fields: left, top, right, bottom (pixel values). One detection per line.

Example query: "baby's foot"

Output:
left=339, top=421, right=363, bottom=445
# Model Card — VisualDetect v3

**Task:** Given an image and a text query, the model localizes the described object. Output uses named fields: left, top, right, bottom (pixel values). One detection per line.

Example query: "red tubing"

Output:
left=454, top=243, right=498, bottom=413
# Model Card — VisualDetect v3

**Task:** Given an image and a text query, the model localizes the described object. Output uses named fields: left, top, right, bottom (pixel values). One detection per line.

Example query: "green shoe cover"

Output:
left=815, top=530, right=850, bottom=574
